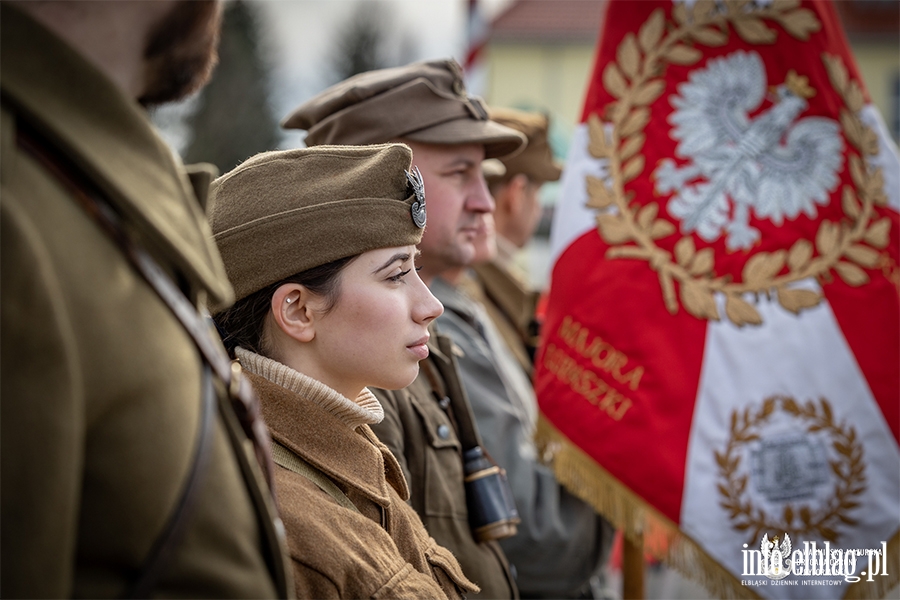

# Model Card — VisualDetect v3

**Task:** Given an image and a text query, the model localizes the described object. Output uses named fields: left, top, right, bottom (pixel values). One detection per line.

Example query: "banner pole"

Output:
left=622, top=532, right=644, bottom=599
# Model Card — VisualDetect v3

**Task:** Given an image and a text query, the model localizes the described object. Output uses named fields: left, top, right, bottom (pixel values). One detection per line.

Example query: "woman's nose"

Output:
left=413, top=276, right=444, bottom=323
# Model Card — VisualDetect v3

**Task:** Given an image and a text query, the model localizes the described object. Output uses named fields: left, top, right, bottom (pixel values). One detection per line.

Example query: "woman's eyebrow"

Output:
left=373, top=252, right=411, bottom=274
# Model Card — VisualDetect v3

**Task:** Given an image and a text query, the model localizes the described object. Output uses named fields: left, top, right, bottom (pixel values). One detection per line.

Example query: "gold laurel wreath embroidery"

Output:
left=714, top=396, right=866, bottom=545
left=587, top=0, right=892, bottom=326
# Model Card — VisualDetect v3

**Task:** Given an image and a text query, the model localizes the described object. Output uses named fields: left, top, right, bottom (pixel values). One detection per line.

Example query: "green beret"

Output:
left=209, top=144, right=425, bottom=303
left=488, top=107, right=562, bottom=184
left=282, top=59, right=526, bottom=160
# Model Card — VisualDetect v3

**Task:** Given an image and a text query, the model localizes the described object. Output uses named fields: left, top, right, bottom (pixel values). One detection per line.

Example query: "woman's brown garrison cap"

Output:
left=208, top=144, right=426, bottom=304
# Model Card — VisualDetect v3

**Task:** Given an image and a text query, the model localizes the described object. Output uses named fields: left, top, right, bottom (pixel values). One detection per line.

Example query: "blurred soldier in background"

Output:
left=470, top=108, right=563, bottom=371
left=1, top=2, right=290, bottom=597
left=283, top=59, right=525, bottom=599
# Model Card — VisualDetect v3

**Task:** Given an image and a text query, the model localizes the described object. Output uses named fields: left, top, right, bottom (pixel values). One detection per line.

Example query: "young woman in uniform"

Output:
left=209, top=143, right=477, bottom=599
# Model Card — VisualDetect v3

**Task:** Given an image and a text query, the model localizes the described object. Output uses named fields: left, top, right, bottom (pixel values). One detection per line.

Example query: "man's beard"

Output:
left=139, top=1, right=223, bottom=107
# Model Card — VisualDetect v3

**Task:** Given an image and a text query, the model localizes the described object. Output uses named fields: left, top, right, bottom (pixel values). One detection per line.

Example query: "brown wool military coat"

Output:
left=372, top=327, right=518, bottom=600
left=247, top=370, right=478, bottom=599
left=0, top=5, right=290, bottom=598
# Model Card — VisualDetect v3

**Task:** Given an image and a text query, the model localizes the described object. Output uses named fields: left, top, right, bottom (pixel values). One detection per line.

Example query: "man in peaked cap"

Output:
left=283, top=59, right=525, bottom=285
left=285, top=60, right=613, bottom=599
left=284, top=59, right=524, bottom=600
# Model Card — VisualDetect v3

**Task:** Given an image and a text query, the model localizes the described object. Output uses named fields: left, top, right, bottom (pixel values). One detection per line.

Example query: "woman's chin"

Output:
left=373, top=364, right=420, bottom=392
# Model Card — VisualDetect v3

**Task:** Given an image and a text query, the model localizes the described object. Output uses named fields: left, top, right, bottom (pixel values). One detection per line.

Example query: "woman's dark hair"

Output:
left=214, top=255, right=356, bottom=358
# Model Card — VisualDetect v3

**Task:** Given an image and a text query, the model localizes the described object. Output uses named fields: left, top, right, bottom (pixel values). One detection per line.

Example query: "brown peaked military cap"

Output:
left=488, top=107, right=562, bottom=183
left=282, top=59, right=527, bottom=160
left=208, top=144, right=425, bottom=304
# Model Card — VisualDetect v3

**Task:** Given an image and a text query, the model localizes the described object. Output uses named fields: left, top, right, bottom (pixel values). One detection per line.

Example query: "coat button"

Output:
left=437, top=424, right=450, bottom=439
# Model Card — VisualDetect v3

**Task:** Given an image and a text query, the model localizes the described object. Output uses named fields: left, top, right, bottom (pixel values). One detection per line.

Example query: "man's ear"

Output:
left=271, top=283, right=317, bottom=343
left=503, top=173, right=530, bottom=216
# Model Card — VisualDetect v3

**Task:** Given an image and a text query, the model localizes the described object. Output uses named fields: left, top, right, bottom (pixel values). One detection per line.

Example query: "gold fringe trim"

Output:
left=843, top=531, right=899, bottom=600
left=536, top=415, right=900, bottom=600
left=536, top=415, right=759, bottom=599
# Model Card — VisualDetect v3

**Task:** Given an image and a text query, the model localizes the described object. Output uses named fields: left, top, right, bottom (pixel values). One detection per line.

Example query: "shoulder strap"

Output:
left=125, top=366, right=216, bottom=598
left=271, top=442, right=360, bottom=514
left=424, top=331, right=485, bottom=453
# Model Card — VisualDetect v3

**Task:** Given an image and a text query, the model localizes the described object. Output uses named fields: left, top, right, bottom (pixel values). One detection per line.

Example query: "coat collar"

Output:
left=0, top=4, right=232, bottom=306
left=246, top=371, right=410, bottom=506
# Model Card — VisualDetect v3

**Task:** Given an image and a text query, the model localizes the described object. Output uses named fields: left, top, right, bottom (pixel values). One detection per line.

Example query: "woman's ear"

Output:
left=271, top=284, right=317, bottom=343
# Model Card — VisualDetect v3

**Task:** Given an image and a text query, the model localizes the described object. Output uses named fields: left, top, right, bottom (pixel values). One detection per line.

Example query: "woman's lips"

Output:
left=407, top=335, right=430, bottom=360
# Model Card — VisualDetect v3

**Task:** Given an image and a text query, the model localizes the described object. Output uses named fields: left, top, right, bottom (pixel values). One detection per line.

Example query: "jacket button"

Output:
left=437, top=424, right=450, bottom=439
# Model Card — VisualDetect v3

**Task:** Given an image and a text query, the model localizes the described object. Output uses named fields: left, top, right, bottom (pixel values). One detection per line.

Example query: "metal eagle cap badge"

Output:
left=407, top=166, right=426, bottom=228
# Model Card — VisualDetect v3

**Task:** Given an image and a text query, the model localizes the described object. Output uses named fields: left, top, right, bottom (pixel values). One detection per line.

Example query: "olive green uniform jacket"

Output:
left=432, top=278, right=613, bottom=599
left=0, top=5, right=290, bottom=597
left=371, top=327, right=518, bottom=599
left=242, top=358, right=477, bottom=599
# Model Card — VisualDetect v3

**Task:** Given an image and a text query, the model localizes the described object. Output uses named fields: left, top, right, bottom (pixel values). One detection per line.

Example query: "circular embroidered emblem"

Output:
left=715, top=396, right=866, bottom=544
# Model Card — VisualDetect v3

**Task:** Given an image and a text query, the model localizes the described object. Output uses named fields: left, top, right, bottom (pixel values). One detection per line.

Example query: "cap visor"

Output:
left=403, top=118, right=527, bottom=160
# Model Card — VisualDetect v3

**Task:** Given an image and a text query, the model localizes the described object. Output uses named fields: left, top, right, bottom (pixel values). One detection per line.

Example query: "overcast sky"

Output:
left=254, top=0, right=511, bottom=148
left=153, top=0, right=511, bottom=151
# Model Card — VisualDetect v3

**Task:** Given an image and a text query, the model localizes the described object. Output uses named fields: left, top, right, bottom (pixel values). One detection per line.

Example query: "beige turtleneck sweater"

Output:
left=235, top=347, right=384, bottom=430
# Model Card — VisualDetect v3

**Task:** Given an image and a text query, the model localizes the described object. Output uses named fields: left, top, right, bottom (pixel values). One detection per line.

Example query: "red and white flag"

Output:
left=534, top=1, right=899, bottom=598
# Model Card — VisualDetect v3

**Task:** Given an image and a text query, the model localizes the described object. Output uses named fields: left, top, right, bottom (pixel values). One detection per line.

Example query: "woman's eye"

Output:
left=389, top=268, right=412, bottom=282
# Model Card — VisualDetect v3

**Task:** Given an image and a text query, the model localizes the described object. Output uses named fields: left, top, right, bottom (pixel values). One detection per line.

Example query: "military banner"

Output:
left=533, top=1, right=899, bottom=598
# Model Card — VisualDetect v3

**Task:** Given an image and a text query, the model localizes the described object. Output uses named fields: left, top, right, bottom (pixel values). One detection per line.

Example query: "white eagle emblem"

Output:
left=761, top=532, right=792, bottom=580
left=654, top=51, right=844, bottom=251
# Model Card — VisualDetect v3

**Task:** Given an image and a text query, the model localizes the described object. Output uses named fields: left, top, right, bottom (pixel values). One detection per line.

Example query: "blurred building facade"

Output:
left=482, top=0, right=900, bottom=152
left=483, top=0, right=605, bottom=149
left=835, top=0, right=900, bottom=141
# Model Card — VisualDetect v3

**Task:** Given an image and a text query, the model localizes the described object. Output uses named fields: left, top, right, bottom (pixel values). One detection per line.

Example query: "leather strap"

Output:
left=125, top=366, right=216, bottom=598
left=425, top=332, right=484, bottom=453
